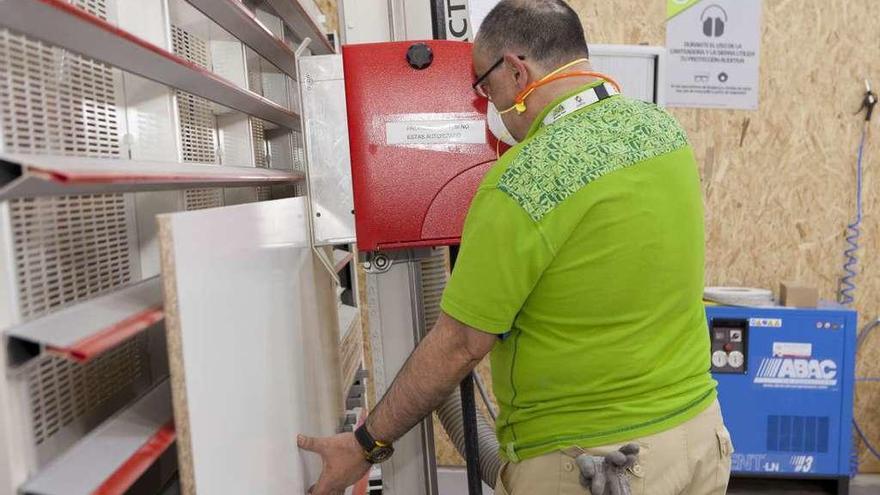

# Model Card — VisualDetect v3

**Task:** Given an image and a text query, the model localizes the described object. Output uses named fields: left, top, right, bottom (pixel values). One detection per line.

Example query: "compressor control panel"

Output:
left=709, top=318, right=748, bottom=373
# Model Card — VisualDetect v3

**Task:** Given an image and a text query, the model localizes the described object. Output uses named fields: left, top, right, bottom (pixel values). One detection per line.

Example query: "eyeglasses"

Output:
left=472, top=55, right=525, bottom=99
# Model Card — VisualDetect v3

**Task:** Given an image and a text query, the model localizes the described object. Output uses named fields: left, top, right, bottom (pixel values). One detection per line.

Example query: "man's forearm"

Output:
left=365, top=314, right=492, bottom=443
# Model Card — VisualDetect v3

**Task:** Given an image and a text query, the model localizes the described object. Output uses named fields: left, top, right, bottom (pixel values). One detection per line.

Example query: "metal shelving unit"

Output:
left=0, top=0, right=300, bottom=129
left=0, top=0, right=334, bottom=492
left=18, top=381, right=174, bottom=495
left=5, top=277, right=163, bottom=366
left=264, top=0, right=335, bottom=55
left=333, top=248, right=354, bottom=273
left=184, top=0, right=299, bottom=78
left=0, top=153, right=304, bottom=200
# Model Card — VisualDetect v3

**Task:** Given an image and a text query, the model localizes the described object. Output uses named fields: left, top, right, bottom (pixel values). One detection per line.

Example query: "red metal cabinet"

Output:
left=343, top=40, right=500, bottom=252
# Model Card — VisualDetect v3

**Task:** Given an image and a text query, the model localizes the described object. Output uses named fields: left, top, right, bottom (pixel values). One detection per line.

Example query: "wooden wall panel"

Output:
left=314, top=0, right=339, bottom=35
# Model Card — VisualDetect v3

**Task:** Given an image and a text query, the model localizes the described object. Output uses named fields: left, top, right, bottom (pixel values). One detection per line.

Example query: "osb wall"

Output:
left=314, top=0, right=339, bottom=34
left=322, top=0, right=880, bottom=473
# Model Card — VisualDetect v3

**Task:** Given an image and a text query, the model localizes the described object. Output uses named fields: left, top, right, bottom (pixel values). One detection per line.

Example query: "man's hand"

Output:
left=297, top=432, right=370, bottom=495
left=297, top=313, right=494, bottom=493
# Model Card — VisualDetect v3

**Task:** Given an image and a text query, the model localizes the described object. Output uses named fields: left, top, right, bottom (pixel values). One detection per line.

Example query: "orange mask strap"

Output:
left=500, top=71, right=622, bottom=114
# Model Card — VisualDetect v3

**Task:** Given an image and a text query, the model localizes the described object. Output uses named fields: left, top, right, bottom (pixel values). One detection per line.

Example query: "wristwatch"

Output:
left=354, top=424, right=394, bottom=464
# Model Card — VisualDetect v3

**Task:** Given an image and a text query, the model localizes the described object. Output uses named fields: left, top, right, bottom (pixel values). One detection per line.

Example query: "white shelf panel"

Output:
left=5, top=278, right=163, bottom=364
left=19, top=381, right=174, bottom=495
left=184, top=0, right=298, bottom=79
left=264, top=0, right=335, bottom=55
left=0, top=153, right=304, bottom=200
left=160, top=197, right=341, bottom=494
left=0, top=0, right=300, bottom=129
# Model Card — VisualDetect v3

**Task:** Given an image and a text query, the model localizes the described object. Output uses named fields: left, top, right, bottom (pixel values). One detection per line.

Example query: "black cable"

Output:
left=448, top=244, right=482, bottom=494
left=460, top=373, right=483, bottom=495
left=429, top=0, right=447, bottom=40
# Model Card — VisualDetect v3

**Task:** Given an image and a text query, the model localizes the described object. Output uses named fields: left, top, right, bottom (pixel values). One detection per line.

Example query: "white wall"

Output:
left=340, top=0, right=432, bottom=43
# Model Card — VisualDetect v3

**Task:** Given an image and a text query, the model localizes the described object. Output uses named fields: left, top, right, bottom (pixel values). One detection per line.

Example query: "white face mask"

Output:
left=487, top=102, right=518, bottom=147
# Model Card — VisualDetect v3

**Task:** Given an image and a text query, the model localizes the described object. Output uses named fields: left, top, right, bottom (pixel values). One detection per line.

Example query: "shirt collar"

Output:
left=525, top=79, right=607, bottom=140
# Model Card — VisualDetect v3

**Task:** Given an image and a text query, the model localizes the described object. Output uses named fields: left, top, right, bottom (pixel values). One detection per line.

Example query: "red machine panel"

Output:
left=343, top=40, right=500, bottom=252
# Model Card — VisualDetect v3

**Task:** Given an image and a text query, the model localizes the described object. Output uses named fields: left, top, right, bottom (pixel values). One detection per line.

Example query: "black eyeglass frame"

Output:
left=472, top=55, right=526, bottom=97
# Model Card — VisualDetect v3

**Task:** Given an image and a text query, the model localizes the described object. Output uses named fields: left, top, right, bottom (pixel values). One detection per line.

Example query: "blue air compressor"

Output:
left=707, top=303, right=857, bottom=493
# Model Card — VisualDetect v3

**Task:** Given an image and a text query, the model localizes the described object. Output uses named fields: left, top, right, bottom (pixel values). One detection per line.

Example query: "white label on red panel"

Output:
left=385, top=119, right=486, bottom=146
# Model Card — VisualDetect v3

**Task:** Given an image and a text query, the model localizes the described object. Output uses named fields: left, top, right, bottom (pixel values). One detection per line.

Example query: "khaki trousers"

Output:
left=494, top=400, right=733, bottom=495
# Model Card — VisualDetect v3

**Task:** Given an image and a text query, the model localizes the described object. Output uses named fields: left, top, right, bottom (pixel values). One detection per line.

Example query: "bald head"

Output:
left=474, top=0, right=589, bottom=70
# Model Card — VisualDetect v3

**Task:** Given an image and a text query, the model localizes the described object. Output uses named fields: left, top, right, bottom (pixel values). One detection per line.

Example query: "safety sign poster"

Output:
left=665, top=0, right=763, bottom=109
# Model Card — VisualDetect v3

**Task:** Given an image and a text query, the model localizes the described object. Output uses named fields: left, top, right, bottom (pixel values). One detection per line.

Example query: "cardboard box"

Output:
left=779, top=282, right=819, bottom=308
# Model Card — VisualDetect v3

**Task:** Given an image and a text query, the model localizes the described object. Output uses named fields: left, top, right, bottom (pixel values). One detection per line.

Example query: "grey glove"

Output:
left=575, top=443, right=640, bottom=495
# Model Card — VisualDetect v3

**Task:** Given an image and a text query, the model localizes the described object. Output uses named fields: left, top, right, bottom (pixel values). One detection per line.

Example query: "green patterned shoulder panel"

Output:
left=498, top=96, right=689, bottom=222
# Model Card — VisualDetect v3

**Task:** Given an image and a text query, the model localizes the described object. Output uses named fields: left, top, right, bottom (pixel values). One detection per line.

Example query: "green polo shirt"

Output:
left=440, top=82, right=717, bottom=462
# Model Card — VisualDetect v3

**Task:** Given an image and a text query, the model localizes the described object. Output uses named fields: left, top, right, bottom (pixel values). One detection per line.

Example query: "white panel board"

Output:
left=159, top=197, right=342, bottom=495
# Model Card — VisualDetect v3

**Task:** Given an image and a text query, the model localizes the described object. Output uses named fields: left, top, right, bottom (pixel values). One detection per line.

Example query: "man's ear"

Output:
left=502, top=53, right=530, bottom=91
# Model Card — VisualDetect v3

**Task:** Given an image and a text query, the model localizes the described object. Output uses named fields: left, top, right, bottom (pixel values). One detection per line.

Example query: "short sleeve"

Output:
left=441, top=187, right=555, bottom=334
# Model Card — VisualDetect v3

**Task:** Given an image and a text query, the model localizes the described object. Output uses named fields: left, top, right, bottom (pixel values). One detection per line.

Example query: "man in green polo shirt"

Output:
left=298, top=1, right=732, bottom=493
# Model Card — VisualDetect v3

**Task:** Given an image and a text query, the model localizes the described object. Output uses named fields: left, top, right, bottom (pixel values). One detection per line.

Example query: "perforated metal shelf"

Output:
left=263, top=0, right=334, bottom=55
left=5, top=277, right=163, bottom=365
left=0, top=153, right=305, bottom=200
left=0, top=0, right=300, bottom=129
left=19, top=381, right=175, bottom=495
left=184, top=0, right=298, bottom=78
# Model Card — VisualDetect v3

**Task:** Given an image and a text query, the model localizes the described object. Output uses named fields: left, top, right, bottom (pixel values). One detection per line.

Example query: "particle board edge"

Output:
left=158, top=215, right=197, bottom=495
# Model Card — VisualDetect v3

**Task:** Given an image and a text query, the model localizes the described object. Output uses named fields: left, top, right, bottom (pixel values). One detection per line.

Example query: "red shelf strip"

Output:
left=48, top=306, right=164, bottom=363
left=93, top=421, right=176, bottom=495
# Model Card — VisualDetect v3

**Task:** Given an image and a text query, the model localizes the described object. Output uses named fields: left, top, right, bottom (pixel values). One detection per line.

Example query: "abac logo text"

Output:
left=753, top=358, right=838, bottom=389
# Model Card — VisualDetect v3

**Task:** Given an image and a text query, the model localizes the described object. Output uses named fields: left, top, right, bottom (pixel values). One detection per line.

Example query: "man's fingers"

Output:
left=297, top=434, right=321, bottom=454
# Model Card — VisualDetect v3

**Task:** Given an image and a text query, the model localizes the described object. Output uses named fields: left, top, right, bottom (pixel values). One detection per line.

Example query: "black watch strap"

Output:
left=355, top=424, right=393, bottom=463
left=354, top=423, right=378, bottom=451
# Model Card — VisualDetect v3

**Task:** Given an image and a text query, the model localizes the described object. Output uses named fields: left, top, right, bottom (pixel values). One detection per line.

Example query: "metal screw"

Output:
left=373, top=254, right=389, bottom=269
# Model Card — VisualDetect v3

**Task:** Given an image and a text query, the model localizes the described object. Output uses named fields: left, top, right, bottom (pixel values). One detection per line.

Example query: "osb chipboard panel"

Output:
left=355, top=257, right=376, bottom=408
left=340, top=313, right=364, bottom=395
left=568, top=0, right=880, bottom=471
left=314, top=0, right=339, bottom=35
left=159, top=220, right=197, bottom=494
